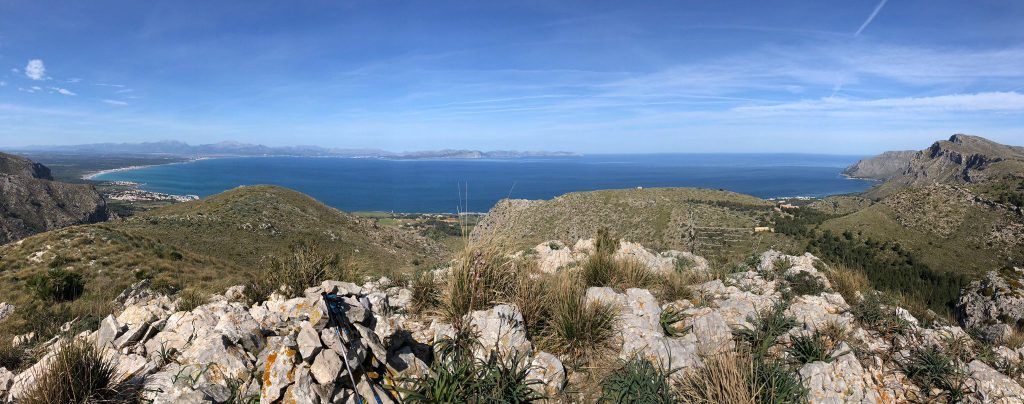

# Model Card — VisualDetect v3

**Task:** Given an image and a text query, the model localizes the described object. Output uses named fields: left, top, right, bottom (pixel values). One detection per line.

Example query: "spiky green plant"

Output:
left=599, top=356, right=678, bottom=403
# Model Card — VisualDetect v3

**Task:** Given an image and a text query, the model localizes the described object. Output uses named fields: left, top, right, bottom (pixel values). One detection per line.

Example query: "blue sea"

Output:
left=94, top=154, right=875, bottom=213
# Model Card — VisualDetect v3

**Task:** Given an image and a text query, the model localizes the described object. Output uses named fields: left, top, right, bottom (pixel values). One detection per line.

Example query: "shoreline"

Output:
left=82, top=156, right=211, bottom=180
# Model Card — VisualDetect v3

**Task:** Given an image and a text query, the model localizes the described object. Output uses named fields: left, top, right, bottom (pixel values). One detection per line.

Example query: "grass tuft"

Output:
left=733, top=303, right=798, bottom=358
left=539, top=274, right=617, bottom=361
left=599, top=356, right=678, bottom=403
left=175, top=288, right=208, bottom=312
left=850, top=293, right=910, bottom=337
left=20, top=339, right=142, bottom=404
left=902, top=346, right=967, bottom=401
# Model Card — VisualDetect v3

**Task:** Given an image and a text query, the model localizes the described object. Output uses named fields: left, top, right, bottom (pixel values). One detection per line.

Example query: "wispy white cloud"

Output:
left=102, top=99, right=128, bottom=105
left=25, top=59, right=46, bottom=80
left=854, top=0, right=889, bottom=36
left=734, top=92, right=1024, bottom=114
left=51, top=87, right=76, bottom=96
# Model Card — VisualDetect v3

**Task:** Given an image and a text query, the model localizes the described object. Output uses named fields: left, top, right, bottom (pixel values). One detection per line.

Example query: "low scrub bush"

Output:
left=733, top=303, right=798, bottom=358
left=20, top=340, right=142, bottom=403
left=539, top=274, right=617, bottom=361
left=27, top=268, right=85, bottom=302
left=599, top=356, right=678, bottom=403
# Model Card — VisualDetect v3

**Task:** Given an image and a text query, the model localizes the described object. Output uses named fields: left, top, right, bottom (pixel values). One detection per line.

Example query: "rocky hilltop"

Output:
left=854, top=134, right=1024, bottom=199
left=2, top=238, right=1023, bottom=402
left=0, top=152, right=107, bottom=244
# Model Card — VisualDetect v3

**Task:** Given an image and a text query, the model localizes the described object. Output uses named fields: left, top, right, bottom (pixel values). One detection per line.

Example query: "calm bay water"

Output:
left=95, top=154, right=874, bottom=213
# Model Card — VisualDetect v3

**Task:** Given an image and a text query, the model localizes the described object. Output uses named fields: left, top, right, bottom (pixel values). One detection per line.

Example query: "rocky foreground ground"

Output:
left=2, top=239, right=1024, bottom=403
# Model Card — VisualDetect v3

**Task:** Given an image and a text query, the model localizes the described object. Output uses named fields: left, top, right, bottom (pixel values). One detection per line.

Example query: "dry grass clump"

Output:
left=538, top=274, right=617, bottom=361
left=822, top=264, right=869, bottom=303
left=409, top=270, right=441, bottom=314
left=582, top=253, right=616, bottom=287
left=246, top=244, right=362, bottom=301
left=20, top=339, right=142, bottom=404
left=676, top=350, right=756, bottom=403
left=0, top=339, right=28, bottom=371
left=442, top=246, right=517, bottom=323
left=175, top=288, right=209, bottom=313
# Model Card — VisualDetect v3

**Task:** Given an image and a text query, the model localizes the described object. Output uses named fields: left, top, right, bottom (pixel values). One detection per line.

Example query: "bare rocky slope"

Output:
left=2, top=239, right=1023, bottom=402
left=857, top=134, right=1024, bottom=199
left=0, top=152, right=107, bottom=244
left=843, top=150, right=917, bottom=180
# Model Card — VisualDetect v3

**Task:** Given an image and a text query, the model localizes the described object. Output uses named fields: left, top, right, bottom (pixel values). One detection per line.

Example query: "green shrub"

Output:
left=539, top=275, right=617, bottom=361
left=733, top=303, right=798, bottom=358
left=599, top=356, right=678, bottom=403
left=772, top=257, right=792, bottom=272
left=20, top=339, right=142, bottom=403
left=27, top=268, right=85, bottom=302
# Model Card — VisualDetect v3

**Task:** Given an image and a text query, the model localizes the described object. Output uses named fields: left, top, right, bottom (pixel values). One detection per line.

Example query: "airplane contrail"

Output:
left=854, top=0, right=889, bottom=36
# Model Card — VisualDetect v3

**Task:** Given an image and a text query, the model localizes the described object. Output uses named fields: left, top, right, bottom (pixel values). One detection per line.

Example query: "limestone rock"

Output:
left=310, top=349, right=343, bottom=385
left=799, top=346, right=881, bottom=404
left=527, top=351, right=566, bottom=397
left=956, top=268, right=1024, bottom=342
left=468, top=304, right=532, bottom=359
left=0, top=302, right=14, bottom=323
left=967, top=360, right=1024, bottom=403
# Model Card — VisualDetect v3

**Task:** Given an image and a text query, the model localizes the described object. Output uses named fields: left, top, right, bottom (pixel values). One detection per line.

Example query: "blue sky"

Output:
left=0, top=0, right=1022, bottom=153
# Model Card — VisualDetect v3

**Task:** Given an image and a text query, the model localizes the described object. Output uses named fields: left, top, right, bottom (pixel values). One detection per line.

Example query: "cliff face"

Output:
left=0, top=152, right=107, bottom=244
left=842, top=150, right=915, bottom=180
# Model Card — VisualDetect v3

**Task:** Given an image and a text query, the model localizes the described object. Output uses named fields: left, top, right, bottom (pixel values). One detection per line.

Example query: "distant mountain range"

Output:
left=11, top=140, right=579, bottom=159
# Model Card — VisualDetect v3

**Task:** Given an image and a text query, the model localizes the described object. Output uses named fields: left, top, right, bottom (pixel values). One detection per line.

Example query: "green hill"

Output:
left=470, top=187, right=794, bottom=263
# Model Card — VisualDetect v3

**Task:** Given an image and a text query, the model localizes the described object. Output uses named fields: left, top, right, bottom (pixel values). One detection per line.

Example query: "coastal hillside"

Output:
left=820, top=135, right=1024, bottom=276
left=0, top=153, right=107, bottom=244
left=0, top=185, right=444, bottom=341
left=856, top=134, right=1024, bottom=200
left=470, top=187, right=792, bottom=264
